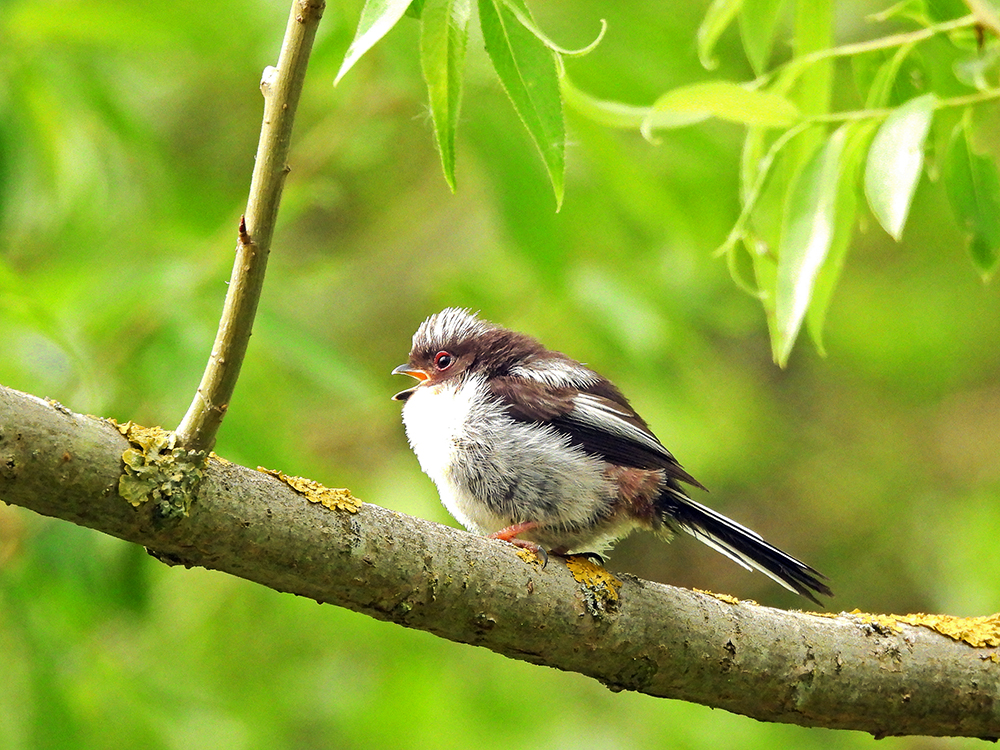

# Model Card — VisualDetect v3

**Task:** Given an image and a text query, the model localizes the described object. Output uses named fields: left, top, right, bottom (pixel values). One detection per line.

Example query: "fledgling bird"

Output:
left=392, top=308, right=831, bottom=603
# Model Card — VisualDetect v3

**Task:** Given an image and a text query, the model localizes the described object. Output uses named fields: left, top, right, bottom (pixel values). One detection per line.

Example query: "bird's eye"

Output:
left=434, top=351, right=454, bottom=370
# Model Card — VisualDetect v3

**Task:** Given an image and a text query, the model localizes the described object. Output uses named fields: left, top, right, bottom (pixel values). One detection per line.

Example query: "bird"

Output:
left=391, top=307, right=831, bottom=603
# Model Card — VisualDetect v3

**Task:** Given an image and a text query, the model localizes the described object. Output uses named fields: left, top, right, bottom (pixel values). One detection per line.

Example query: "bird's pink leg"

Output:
left=489, top=521, right=537, bottom=542
left=488, top=522, right=548, bottom=565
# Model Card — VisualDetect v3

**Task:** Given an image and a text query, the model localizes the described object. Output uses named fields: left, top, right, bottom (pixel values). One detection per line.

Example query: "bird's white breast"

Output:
left=399, top=374, right=502, bottom=532
left=400, top=372, right=615, bottom=541
left=400, top=376, right=477, bottom=482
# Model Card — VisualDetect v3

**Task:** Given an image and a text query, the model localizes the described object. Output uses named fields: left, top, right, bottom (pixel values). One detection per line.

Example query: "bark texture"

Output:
left=1, top=384, right=997, bottom=739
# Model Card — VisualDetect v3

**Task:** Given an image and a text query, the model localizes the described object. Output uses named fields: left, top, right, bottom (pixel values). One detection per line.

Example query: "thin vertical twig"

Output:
left=175, top=0, right=325, bottom=453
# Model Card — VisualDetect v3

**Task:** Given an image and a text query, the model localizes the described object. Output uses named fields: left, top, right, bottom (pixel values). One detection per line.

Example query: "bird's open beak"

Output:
left=391, top=364, right=428, bottom=401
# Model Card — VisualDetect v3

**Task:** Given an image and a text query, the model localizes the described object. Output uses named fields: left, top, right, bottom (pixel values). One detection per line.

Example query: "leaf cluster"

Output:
left=705, top=0, right=1000, bottom=365
left=337, top=0, right=1000, bottom=364
left=337, top=0, right=592, bottom=207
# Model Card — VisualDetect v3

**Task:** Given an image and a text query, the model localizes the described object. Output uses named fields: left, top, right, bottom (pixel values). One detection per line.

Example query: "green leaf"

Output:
left=747, top=233, right=779, bottom=345
left=744, top=128, right=803, bottom=252
left=788, top=0, right=831, bottom=165
left=560, top=76, right=652, bottom=129
left=864, top=93, right=936, bottom=241
left=723, top=121, right=812, bottom=265
left=773, top=127, right=848, bottom=366
left=501, top=7, right=607, bottom=57
left=336, top=0, right=416, bottom=85
left=698, top=0, right=744, bottom=71
left=739, top=126, right=769, bottom=203
left=638, top=109, right=713, bottom=142
left=864, top=43, right=927, bottom=109
left=856, top=43, right=918, bottom=109
left=943, top=116, right=1000, bottom=280
left=420, top=0, right=471, bottom=192
left=478, top=0, right=565, bottom=208
left=642, top=81, right=799, bottom=140
left=953, top=46, right=1000, bottom=92
left=739, top=0, right=786, bottom=76
left=806, top=120, right=878, bottom=354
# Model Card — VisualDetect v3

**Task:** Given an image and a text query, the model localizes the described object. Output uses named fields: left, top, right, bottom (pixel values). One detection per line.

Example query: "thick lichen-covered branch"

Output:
left=1, top=384, right=998, bottom=739
left=174, top=0, right=325, bottom=454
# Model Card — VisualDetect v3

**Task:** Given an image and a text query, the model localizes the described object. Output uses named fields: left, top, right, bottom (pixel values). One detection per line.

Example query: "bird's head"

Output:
left=391, top=307, right=544, bottom=401
left=392, top=308, right=490, bottom=401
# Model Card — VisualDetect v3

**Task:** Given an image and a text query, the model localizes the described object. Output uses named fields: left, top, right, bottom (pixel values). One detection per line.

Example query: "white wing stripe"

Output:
left=570, top=393, right=672, bottom=458
left=510, top=360, right=600, bottom=388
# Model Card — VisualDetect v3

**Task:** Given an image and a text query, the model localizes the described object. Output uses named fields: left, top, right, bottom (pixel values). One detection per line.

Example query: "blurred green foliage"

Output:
left=1, top=0, right=999, bottom=748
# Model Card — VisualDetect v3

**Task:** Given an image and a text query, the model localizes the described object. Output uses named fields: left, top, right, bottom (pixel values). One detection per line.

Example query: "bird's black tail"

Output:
left=660, top=491, right=831, bottom=605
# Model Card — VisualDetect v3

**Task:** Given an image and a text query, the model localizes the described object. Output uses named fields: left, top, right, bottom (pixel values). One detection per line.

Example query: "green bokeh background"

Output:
left=1, top=0, right=998, bottom=748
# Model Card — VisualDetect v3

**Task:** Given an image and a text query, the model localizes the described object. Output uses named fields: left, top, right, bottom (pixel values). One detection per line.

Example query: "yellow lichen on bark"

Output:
left=694, top=588, right=753, bottom=606
left=257, top=467, right=361, bottom=513
left=565, top=555, right=622, bottom=616
left=514, top=547, right=546, bottom=567
left=112, top=420, right=206, bottom=517
left=850, top=609, right=1000, bottom=648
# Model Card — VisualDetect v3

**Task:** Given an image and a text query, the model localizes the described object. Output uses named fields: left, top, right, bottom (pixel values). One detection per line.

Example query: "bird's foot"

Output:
left=488, top=523, right=548, bottom=567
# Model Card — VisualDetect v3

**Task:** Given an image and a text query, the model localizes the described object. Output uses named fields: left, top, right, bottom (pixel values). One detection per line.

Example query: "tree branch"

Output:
left=2, top=383, right=998, bottom=739
left=174, top=0, right=325, bottom=454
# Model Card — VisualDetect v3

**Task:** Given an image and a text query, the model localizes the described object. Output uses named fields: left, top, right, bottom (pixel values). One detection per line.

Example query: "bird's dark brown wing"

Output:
left=488, top=374, right=706, bottom=490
